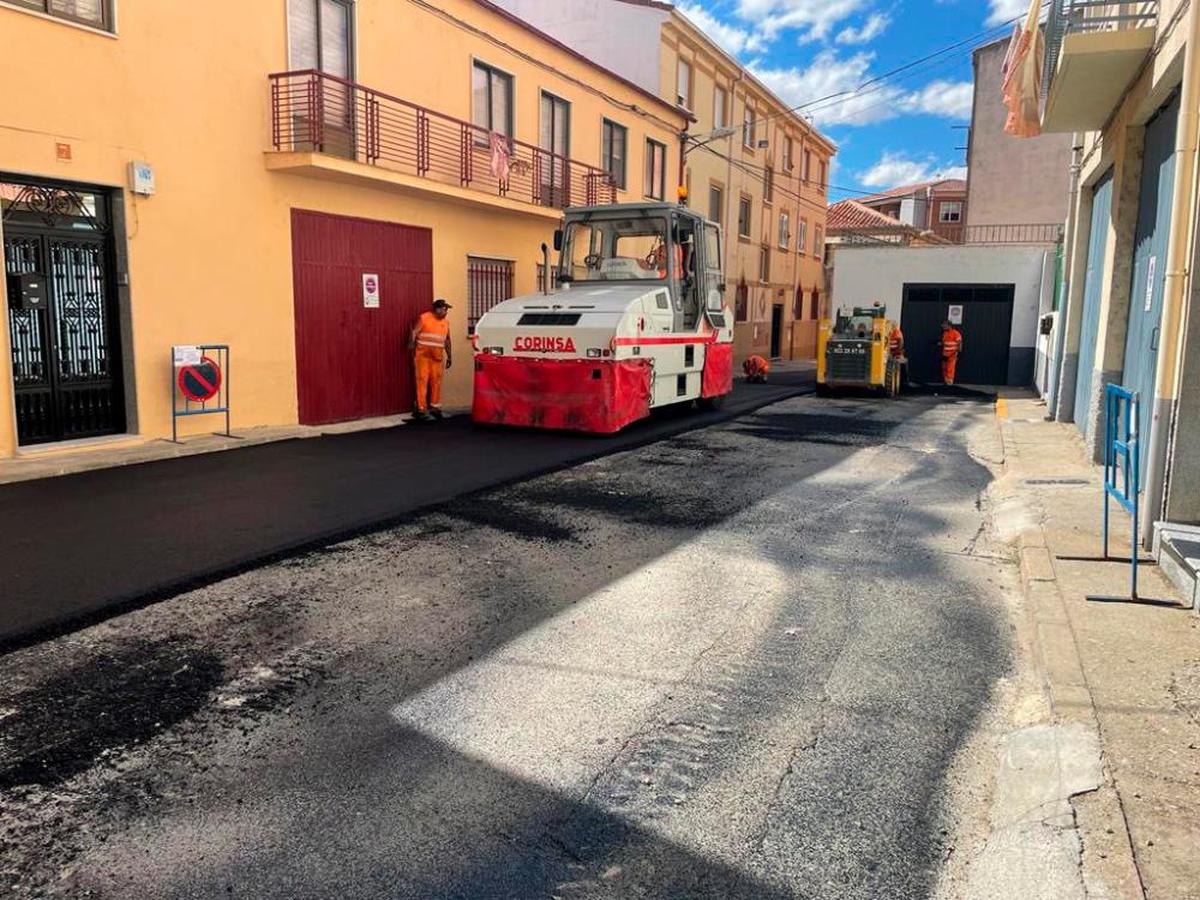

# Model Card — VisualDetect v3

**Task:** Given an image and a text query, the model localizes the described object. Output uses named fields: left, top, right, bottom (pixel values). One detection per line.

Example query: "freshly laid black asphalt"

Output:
left=0, top=371, right=812, bottom=647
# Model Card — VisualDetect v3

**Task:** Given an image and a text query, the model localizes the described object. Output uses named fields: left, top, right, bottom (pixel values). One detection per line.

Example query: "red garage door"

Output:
left=291, top=210, right=433, bottom=424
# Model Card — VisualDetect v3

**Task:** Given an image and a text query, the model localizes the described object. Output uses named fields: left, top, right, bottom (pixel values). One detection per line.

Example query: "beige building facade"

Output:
left=967, top=37, right=1073, bottom=232
left=1041, top=0, right=1200, bottom=544
left=493, top=0, right=836, bottom=362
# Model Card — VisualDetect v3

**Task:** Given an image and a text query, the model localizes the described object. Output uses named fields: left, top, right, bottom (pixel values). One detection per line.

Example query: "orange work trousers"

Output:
left=942, top=353, right=959, bottom=385
left=414, top=346, right=445, bottom=412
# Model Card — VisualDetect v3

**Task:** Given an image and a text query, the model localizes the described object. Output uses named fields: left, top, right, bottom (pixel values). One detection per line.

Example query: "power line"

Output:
left=752, top=7, right=1045, bottom=128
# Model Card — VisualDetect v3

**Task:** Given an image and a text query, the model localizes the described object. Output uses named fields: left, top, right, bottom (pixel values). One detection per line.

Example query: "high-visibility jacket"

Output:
left=941, top=327, right=963, bottom=359
left=888, top=326, right=905, bottom=357
left=415, top=311, right=450, bottom=360
left=657, top=245, right=683, bottom=280
left=743, top=355, right=770, bottom=378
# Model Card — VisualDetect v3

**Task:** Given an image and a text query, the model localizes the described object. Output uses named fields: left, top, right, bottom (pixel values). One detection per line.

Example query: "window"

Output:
left=798, top=217, right=808, bottom=254
left=794, top=288, right=806, bottom=320
left=558, top=215, right=671, bottom=283
left=644, top=139, right=666, bottom=200
left=763, top=166, right=774, bottom=204
left=11, top=0, right=111, bottom=30
left=778, top=213, right=790, bottom=249
left=784, top=137, right=794, bottom=172
left=601, top=119, right=628, bottom=190
left=814, top=225, right=824, bottom=259
left=735, top=281, right=749, bottom=321
left=818, top=160, right=827, bottom=191
left=743, top=106, right=757, bottom=149
left=539, top=92, right=571, bottom=205
left=468, top=257, right=515, bottom=332
left=759, top=247, right=770, bottom=283
left=737, top=195, right=752, bottom=238
left=714, top=85, right=728, bottom=129
left=677, top=58, right=693, bottom=108
left=803, top=150, right=813, bottom=184
left=289, top=0, right=353, bottom=77
left=939, top=201, right=963, bottom=223
left=472, top=61, right=513, bottom=139
left=708, top=185, right=723, bottom=225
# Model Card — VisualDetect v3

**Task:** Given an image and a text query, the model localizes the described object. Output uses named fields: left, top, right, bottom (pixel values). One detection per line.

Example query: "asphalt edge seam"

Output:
left=0, top=386, right=814, bottom=656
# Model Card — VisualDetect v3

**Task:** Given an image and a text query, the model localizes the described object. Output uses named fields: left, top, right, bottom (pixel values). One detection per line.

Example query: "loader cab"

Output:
left=555, top=203, right=724, bottom=333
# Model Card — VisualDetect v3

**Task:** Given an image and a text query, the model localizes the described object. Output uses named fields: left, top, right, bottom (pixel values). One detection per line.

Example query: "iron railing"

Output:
left=1043, top=0, right=1159, bottom=96
left=269, top=70, right=617, bottom=211
left=955, top=223, right=1065, bottom=244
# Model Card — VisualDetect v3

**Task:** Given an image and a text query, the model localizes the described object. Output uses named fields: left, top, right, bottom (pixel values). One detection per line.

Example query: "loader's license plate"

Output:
left=831, top=343, right=869, bottom=355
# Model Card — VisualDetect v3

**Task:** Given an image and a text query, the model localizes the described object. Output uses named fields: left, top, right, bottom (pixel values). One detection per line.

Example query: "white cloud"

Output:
left=900, top=80, right=974, bottom=119
left=735, top=0, right=871, bottom=42
left=835, top=12, right=891, bottom=44
left=677, top=2, right=767, bottom=55
left=752, top=50, right=906, bottom=127
left=986, top=0, right=1029, bottom=27
left=858, top=152, right=967, bottom=189
left=751, top=45, right=977, bottom=129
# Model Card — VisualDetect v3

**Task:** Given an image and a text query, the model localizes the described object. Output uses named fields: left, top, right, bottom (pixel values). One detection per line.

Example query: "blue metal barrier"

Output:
left=1098, top=383, right=1140, bottom=600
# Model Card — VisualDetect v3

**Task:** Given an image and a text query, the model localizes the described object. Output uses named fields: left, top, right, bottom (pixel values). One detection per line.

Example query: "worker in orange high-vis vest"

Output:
left=409, top=298, right=453, bottom=421
left=940, top=319, right=963, bottom=385
left=743, top=354, right=770, bottom=383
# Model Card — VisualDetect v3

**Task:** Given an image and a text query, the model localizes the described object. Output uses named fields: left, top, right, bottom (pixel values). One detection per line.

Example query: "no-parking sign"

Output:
left=177, top=356, right=221, bottom=402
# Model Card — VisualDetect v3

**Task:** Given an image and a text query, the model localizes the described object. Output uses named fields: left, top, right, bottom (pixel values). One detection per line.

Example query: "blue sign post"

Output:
left=1094, top=384, right=1140, bottom=601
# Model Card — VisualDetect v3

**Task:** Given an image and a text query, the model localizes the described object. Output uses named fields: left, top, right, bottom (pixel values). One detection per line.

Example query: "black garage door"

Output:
left=901, top=284, right=1015, bottom=385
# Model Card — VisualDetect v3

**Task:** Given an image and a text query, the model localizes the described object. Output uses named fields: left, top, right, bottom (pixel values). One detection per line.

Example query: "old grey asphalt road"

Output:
left=0, top=390, right=1017, bottom=899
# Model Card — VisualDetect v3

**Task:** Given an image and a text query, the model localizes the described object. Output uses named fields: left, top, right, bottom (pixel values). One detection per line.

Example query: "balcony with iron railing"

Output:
left=939, top=223, right=1066, bottom=244
left=267, top=71, right=617, bottom=215
left=1041, top=0, right=1158, bottom=132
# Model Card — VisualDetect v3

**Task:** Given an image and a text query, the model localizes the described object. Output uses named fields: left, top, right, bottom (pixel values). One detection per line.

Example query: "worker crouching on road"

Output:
left=410, top=298, right=453, bottom=422
left=743, top=354, right=770, bottom=384
left=940, top=319, right=963, bottom=386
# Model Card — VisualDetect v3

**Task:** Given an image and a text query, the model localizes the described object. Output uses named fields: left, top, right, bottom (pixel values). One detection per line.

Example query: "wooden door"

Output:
left=291, top=210, right=432, bottom=424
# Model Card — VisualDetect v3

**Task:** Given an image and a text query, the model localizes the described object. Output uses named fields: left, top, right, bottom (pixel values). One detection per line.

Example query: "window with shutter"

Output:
left=288, top=0, right=352, bottom=76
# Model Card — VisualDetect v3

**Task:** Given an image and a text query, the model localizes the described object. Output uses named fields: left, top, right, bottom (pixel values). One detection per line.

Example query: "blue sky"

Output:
left=675, top=0, right=1030, bottom=197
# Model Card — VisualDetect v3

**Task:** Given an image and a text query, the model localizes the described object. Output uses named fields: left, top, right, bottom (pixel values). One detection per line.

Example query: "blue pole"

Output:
left=1131, top=392, right=1139, bottom=601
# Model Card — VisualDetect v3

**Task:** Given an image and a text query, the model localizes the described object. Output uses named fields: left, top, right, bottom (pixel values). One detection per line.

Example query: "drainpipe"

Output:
left=1142, top=3, right=1200, bottom=544
left=1048, top=136, right=1084, bottom=419
left=726, top=70, right=744, bottom=334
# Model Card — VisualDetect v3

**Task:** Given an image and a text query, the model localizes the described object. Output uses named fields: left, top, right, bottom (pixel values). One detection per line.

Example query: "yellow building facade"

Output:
left=660, top=12, right=835, bottom=364
left=0, top=0, right=684, bottom=456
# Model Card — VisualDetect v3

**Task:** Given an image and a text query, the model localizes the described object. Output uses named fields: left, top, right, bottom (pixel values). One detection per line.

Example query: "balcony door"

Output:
left=539, top=92, right=571, bottom=207
left=288, top=0, right=355, bottom=156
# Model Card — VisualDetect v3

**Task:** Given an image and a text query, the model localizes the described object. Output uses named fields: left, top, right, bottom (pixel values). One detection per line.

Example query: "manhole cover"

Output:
left=1023, top=477, right=1090, bottom=486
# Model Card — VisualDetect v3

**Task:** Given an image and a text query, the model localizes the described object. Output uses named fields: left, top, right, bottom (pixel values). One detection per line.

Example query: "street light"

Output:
left=683, top=126, right=736, bottom=156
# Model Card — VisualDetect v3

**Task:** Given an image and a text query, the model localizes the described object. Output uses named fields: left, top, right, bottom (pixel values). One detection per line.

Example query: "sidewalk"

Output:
left=994, top=393, right=1200, bottom=899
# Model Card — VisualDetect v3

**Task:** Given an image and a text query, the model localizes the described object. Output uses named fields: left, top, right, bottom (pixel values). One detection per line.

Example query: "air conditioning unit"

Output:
left=757, top=139, right=769, bottom=149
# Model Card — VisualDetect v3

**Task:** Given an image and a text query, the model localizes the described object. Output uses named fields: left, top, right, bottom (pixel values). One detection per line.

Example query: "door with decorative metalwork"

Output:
left=2, top=179, right=124, bottom=445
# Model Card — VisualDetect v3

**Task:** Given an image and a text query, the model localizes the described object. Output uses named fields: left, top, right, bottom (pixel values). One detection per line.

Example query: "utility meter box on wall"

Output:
left=129, top=160, right=156, bottom=196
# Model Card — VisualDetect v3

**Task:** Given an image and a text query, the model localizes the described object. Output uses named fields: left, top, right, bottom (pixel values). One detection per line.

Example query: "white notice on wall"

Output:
left=362, top=273, right=381, bottom=309
left=1145, top=256, right=1156, bottom=312
left=173, top=345, right=201, bottom=367
left=948, top=305, right=964, bottom=325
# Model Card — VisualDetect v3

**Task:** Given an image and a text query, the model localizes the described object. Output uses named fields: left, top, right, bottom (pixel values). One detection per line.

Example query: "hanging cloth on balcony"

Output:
left=1002, top=0, right=1044, bottom=138
left=489, top=133, right=511, bottom=182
